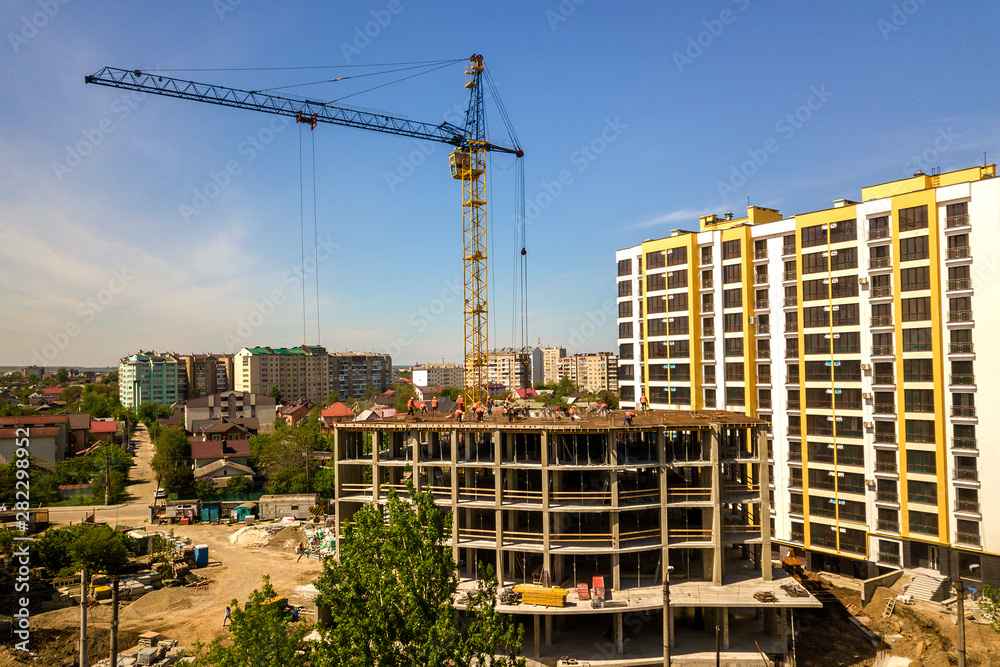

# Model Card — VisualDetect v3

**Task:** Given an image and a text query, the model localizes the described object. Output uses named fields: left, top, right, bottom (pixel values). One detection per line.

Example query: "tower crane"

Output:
left=85, top=55, right=523, bottom=405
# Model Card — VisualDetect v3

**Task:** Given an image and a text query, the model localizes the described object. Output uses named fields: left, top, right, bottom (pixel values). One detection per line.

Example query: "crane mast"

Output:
left=85, top=56, right=522, bottom=405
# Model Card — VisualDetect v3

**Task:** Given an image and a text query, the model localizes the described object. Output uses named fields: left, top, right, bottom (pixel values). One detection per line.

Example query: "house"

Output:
left=320, top=402, right=355, bottom=428
left=184, top=390, right=277, bottom=433
left=191, top=420, right=250, bottom=442
left=413, top=385, right=441, bottom=401
left=513, top=388, right=539, bottom=400
left=278, top=400, right=314, bottom=426
left=354, top=407, right=398, bottom=421
left=259, top=494, right=320, bottom=520
left=193, top=459, right=255, bottom=488
left=190, top=438, right=252, bottom=468
left=66, top=413, right=92, bottom=453
left=0, top=416, right=71, bottom=464
left=371, top=390, right=395, bottom=407
left=89, top=419, right=119, bottom=444
left=41, top=386, right=67, bottom=397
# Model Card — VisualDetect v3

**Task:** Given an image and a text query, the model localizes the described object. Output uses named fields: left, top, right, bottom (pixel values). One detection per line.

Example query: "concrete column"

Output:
left=758, top=428, right=772, bottom=581
left=710, top=426, right=723, bottom=585
left=372, top=429, right=380, bottom=502
left=410, top=428, right=421, bottom=491
left=451, top=428, right=459, bottom=566
left=610, top=431, right=621, bottom=591
left=545, top=615, right=553, bottom=646
left=333, top=428, right=342, bottom=561
left=533, top=615, right=541, bottom=658
left=615, top=612, right=624, bottom=655
left=722, top=606, right=730, bottom=650
left=541, top=431, right=551, bottom=582
left=780, top=607, right=788, bottom=646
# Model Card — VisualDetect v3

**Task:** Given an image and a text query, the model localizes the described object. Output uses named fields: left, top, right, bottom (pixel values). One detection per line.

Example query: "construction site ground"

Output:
left=0, top=521, right=324, bottom=667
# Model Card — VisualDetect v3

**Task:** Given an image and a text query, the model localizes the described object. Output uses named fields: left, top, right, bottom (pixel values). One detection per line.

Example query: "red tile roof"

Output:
left=321, top=402, right=355, bottom=418
left=0, top=426, right=64, bottom=438
left=190, top=438, right=251, bottom=461
left=89, top=420, right=119, bottom=433
left=42, top=386, right=67, bottom=396
left=0, top=415, right=69, bottom=426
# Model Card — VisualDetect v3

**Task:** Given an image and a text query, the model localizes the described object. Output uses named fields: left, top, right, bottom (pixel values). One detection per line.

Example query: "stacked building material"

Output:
left=513, top=585, right=568, bottom=607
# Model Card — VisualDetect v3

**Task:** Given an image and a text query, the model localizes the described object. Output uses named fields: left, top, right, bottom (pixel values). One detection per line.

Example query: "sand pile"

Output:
left=229, top=526, right=272, bottom=548
left=121, top=587, right=194, bottom=621
left=267, top=525, right=307, bottom=548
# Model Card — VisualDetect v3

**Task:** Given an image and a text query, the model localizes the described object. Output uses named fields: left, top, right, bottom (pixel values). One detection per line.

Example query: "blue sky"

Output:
left=1, top=1, right=998, bottom=367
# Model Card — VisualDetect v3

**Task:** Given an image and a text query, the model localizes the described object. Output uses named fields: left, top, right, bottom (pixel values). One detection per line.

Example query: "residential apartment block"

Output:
left=529, top=346, right=565, bottom=386
left=556, top=352, right=619, bottom=394
left=487, top=347, right=530, bottom=390
left=411, top=362, right=464, bottom=389
left=176, top=353, right=234, bottom=400
left=119, top=352, right=180, bottom=408
left=329, top=352, right=392, bottom=399
left=235, top=346, right=330, bottom=404
left=616, top=164, right=999, bottom=589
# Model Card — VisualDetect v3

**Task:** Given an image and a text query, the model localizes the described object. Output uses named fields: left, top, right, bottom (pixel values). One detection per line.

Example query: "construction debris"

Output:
left=513, top=584, right=569, bottom=607
left=780, top=582, right=810, bottom=598
left=753, top=591, right=778, bottom=603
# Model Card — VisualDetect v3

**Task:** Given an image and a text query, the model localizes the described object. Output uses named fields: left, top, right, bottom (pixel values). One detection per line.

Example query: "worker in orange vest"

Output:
left=407, top=397, right=416, bottom=416
left=623, top=411, right=636, bottom=426
left=431, top=396, right=438, bottom=413
left=639, top=394, right=648, bottom=411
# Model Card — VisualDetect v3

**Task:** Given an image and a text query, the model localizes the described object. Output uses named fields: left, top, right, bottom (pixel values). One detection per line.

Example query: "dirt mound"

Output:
left=121, top=586, right=195, bottom=621
left=861, top=585, right=897, bottom=618
left=267, top=525, right=307, bottom=548
left=229, top=526, right=271, bottom=548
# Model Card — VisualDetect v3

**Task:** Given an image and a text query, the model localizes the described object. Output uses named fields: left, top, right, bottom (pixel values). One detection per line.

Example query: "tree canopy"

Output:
left=314, top=481, right=524, bottom=666
left=34, top=524, right=132, bottom=576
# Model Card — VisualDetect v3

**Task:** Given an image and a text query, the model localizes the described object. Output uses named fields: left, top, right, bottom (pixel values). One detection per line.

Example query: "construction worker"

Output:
left=455, top=407, right=465, bottom=422
left=596, top=402, right=609, bottom=417
left=622, top=411, right=636, bottom=426
left=486, top=396, right=493, bottom=416
left=456, top=395, right=465, bottom=414
left=407, top=396, right=416, bottom=416
left=223, top=605, right=231, bottom=627
left=431, top=396, right=438, bottom=413
left=567, top=406, right=579, bottom=421
left=639, top=394, right=648, bottom=411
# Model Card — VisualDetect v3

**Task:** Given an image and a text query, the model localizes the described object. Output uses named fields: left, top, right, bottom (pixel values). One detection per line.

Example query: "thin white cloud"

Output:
left=628, top=207, right=716, bottom=230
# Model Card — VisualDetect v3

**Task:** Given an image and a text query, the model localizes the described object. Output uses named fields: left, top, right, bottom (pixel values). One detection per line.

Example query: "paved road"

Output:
left=45, top=423, right=157, bottom=527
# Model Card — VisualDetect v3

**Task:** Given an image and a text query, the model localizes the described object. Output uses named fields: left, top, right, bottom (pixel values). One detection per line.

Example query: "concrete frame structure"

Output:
left=332, top=411, right=819, bottom=663
left=616, top=164, right=1000, bottom=590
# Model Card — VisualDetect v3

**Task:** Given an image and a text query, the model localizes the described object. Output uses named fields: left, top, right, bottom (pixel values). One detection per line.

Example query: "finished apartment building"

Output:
left=411, top=362, right=465, bottom=389
left=616, top=164, right=999, bottom=589
left=235, top=346, right=331, bottom=404
left=329, top=352, right=392, bottom=399
left=487, top=347, right=531, bottom=390
left=529, top=346, right=565, bottom=386
left=119, top=352, right=181, bottom=408
left=556, top=352, right=620, bottom=394
left=176, top=353, right=234, bottom=400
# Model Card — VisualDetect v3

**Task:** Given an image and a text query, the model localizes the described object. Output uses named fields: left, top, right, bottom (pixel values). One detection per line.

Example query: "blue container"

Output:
left=194, top=544, right=209, bottom=568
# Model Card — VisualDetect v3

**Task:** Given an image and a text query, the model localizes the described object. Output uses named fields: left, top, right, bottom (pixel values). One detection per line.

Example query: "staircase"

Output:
left=905, top=568, right=949, bottom=602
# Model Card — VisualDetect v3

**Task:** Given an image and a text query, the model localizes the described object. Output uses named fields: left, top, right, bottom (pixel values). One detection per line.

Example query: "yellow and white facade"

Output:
left=616, top=164, right=999, bottom=586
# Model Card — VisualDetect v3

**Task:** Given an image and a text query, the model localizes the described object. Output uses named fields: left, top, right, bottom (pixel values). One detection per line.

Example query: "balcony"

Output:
left=758, top=399, right=772, bottom=410
left=756, top=348, right=771, bottom=360
left=949, top=310, right=973, bottom=323
left=955, top=500, right=981, bottom=514
left=876, top=491, right=899, bottom=503
left=876, top=520, right=900, bottom=533
left=787, top=427, right=802, bottom=437
left=755, top=323, right=771, bottom=336
left=952, top=437, right=977, bottom=451
left=949, top=342, right=974, bottom=355
left=788, top=448, right=802, bottom=462
left=873, top=374, right=895, bottom=386
left=874, top=432, right=897, bottom=444
left=871, top=316, right=894, bottom=328
left=755, top=298, right=769, bottom=310
left=785, top=322, right=798, bottom=333
left=754, top=273, right=769, bottom=285
left=875, top=462, right=898, bottom=474
left=869, top=257, right=892, bottom=271
left=946, top=246, right=972, bottom=260
left=787, top=401, right=801, bottom=411
left=872, top=345, right=894, bottom=357
left=783, top=296, right=797, bottom=308
left=950, top=374, right=975, bottom=386
left=782, top=270, right=798, bottom=282
left=701, top=279, right=714, bottom=290
left=871, top=286, right=893, bottom=299
left=700, top=253, right=713, bottom=266
left=789, top=503, right=804, bottom=515
left=757, top=374, right=772, bottom=384
left=873, top=404, right=896, bottom=415
left=702, top=350, right=715, bottom=361
left=867, top=228, right=891, bottom=241
left=953, top=467, right=979, bottom=481
left=785, top=348, right=799, bottom=359
left=951, top=405, right=976, bottom=418
left=701, top=326, right=715, bottom=337
left=955, top=531, right=981, bottom=547
left=946, top=214, right=970, bottom=229
left=782, top=244, right=796, bottom=257
left=947, top=278, right=973, bottom=292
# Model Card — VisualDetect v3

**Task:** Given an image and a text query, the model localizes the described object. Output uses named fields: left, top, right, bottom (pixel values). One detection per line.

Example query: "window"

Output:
left=905, top=389, right=934, bottom=413
left=700, top=293, right=714, bottom=312
left=869, top=215, right=889, bottom=238
left=703, top=365, right=716, bottom=384
left=667, top=292, right=688, bottom=312
left=618, top=301, right=632, bottom=318
left=703, top=340, right=715, bottom=358
left=700, top=246, right=713, bottom=265
left=802, top=307, right=828, bottom=329
left=670, top=339, right=690, bottom=357
left=909, top=510, right=938, bottom=536
left=801, top=224, right=827, bottom=248
left=906, top=449, right=936, bottom=473
left=723, top=288, right=742, bottom=309
left=898, top=205, right=928, bottom=232
left=618, top=258, right=632, bottom=276
left=902, top=327, right=932, bottom=351
left=618, top=322, right=633, bottom=338
left=830, top=248, right=858, bottom=272
left=946, top=201, right=968, bottom=219
left=722, top=239, right=741, bottom=259
left=725, top=386, right=745, bottom=406
left=667, top=246, right=687, bottom=266
left=802, top=251, right=827, bottom=275
left=725, top=362, right=744, bottom=382
left=903, top=358, right=933, bottom=382
left=829, top=219, right=857, bottom=244
left=724, top=337, right=744, bottom=357
left=701, top=269, right=713, bottom=287
left=647, top=296, right=666, bottom=314
left=666, top=269, right=688, bottom=289
left=618, top=280, right=632, bottom=297
left=723, top=264, right=742, bottom=284
left=724, top=313, right=743, bottom=333
left=906, top=419, right=935, bottom=443
left=808, top=469, right=836, bottom=491
left=782, top=234, right=796, bottom=254
left=900, top=236, right=929, bottom=262
left=802, top=279, right=828, bottom=302
left=901, top=297, right=931, bottom=322
left=620, top=385, right=634, bottom=401
left=668, top=317, right=689, bottom=335
left=900, top=266, right=930, bottom=291
left=648, top=319, right=666, bottom=337
left=619, top=343, right=634, bottom=360
left=704, top=387, right=716, bottom=407
left=754, top=238, right=768, bottom=258
left=646, top=273, right=665, bottom=291
left=618, top=364, right=634, bottom=380
left=831, top=277, right=859, bottom=299
left=646, top=250, right=665, bottom=269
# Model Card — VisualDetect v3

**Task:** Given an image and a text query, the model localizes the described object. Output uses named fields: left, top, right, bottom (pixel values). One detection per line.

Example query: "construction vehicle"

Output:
left=85, top=56, right=523, bottom=405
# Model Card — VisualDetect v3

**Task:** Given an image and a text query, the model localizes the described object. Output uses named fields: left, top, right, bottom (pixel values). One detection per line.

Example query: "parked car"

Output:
left=154, top=488, right=166, bottom=499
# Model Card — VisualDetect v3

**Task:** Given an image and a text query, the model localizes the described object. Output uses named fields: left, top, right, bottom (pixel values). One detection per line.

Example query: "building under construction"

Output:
left=331, top=410, right=821, bottom=664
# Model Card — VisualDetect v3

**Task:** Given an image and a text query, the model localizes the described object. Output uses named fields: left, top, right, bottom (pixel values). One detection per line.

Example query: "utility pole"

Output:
left=104, top=446, right=111, bottom=506
left=715, top=623, right=721, bottom=667
left=662, top=565, right=673, bottom=666
left=110, top=576, right=119, bottom=667
left=956, top=578, right=966, bottom=667
left=79, top=568, right=88, bottom=667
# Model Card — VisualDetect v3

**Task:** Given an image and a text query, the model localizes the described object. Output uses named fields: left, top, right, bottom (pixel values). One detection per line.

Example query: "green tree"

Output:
left=194, top=576, right=312, bottom=667
left=314, top=481, right=524, bottom=666
left=324, top=390, right=340, bottom=405
left=554, top=376, right=578, bottom=399
left=595, top=389, right=619, bottom=410
left=251, top=421, right=328, bottom=494
left=225, top=476, right=252, bottom=495
left=0, top=463, right=15, bottom=505
left=101, top=370, right=118, bottom=385
left=55, top=367, right=69, bottom=383
left=34, top=525, right=131, bottom=575
left=269, top=386, right=282, bottom=402
left=152, top=426, right=193, bottom=495
left=979, top=585, right=1000, bottom=633
left=392, top=383, right=417, bottom=412
left=312, top=467, right=336, bottom=499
